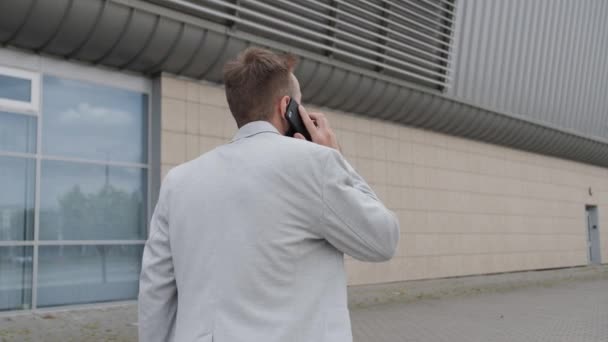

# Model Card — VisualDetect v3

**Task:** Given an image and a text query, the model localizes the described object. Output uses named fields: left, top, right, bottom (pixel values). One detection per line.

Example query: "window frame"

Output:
left=0, top=65, right=40, bottom=115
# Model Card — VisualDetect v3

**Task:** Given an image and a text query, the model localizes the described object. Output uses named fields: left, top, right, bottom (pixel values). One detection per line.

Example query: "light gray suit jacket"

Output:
left=138, top=121, right=400, bottom=342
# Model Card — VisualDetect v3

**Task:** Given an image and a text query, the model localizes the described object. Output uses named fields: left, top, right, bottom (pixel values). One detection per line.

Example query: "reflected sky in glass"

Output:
left=42, top=76, right=148, bottom=163
left=37, top=245, right=142, bottom=307
left=40, top=160, right=147, bottom=240
left=0, top=75, right=30, bottom=102
left=0, top=156, right=35, bottom=241
left=0, top=112, right=36, bottom=154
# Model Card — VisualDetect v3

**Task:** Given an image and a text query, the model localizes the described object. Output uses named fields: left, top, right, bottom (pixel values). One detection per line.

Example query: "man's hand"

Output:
left=294, top=105, right=340, bottom=151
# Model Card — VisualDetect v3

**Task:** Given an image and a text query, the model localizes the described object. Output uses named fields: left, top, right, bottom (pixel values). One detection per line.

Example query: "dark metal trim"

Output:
left=344, top=78, right=378, bottom=113
left=374, top=1, right=391, bottom=73
left=385, top=88, right=416, bottom=122
left=376, top=85, right=401, bottom=115
left=3, top=0, right=38, bottom=45
left=177, top=28, right=208, bottom=75
left=93, top=6, right=135, bottom=64
left=298, top=61, right=321, bottom=91
left=304, top=65, right=336, bottom=103
left=376, top=86, right=407, bottom=120
left=35, top=0, right=75, bottom=52
left=120, top=15, right=162, bottom=70
left=361, top=81, right=390, bottom=114
left=65, top=0, right=109, bottom=59
left=317, top=68, right=349, bottom=107
left=145, top=22, right=186, bottom=74
left=196, top=35, right=231, bottom=79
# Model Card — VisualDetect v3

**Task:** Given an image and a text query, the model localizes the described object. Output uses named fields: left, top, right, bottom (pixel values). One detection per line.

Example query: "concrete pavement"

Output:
left=1, top=266, right=607, bottom=342
left=352, top=277, right=608, bottom=342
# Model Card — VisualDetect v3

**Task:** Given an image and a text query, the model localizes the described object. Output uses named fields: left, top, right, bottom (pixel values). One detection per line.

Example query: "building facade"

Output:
left=0, top=0, right=606, bottom=312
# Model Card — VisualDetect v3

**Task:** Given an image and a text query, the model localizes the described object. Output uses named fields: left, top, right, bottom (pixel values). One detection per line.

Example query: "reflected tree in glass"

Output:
left=58, top=183, right=144, bottom=240
left=40, top=161, right=147, bottom=240
left=37, top=245, right=143, bottom=307
left=0, top=156, right=35, bottom=241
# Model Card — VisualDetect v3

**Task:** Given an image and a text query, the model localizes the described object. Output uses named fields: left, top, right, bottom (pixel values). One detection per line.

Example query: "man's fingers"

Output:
left=307, top=112, right=328, bottom=129
left=293, top=133, right=306, bottom=140
left=295, top=105, right=340, bottom=150
left=298, top=105, right=318, bottom=134
left=306, top=112, right=325, bottom=121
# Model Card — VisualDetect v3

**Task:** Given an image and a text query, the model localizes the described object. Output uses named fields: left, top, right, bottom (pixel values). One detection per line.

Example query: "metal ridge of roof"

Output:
left=0, top=0, right=606, bottom=167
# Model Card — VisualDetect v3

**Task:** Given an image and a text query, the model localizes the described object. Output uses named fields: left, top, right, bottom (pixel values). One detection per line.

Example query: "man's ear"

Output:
left=279, top=95, right=291, bottom=119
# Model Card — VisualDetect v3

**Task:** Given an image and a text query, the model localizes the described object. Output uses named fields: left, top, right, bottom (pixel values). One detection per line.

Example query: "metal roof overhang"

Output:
left=1, top=0, right=607, bottom=167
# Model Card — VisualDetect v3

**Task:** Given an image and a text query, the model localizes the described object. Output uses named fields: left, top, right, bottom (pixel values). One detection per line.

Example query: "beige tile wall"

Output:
left=160, top=75, right=236, bottom=180
left=161, top=75, right=608, bottom=286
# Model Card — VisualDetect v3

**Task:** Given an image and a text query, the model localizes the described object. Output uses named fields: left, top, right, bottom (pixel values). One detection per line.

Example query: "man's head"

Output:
left=223, top=48, right=301, bottom=131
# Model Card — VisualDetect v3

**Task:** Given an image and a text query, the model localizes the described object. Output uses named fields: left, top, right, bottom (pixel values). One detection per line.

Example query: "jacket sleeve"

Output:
left=317, top=149, right=400, bottom=262
left=138, top=174, right=177, bottom=342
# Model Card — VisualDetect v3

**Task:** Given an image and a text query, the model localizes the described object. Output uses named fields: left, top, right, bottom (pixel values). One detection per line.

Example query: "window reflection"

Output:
left=0, top=247, right=33, bottom=311
left=42, top=76, right=148, bottom=163
left=0, top=156, right=35, bottom=241
left=40, top=160, right=147, bottom=240
left=0, top=75, right=31, bottom=102
left=0, top=111, right=37, bottom=154
left=37, top=245, right=142, bottom=307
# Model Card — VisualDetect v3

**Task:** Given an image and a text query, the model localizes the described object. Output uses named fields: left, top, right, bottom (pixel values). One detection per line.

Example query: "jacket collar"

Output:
left=231, top=121, right=280, bottom=142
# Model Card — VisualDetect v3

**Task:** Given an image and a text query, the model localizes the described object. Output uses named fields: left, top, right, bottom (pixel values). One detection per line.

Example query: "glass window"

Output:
left=0, top=64, right=149, bottom=310
left=0, top=74, right=31, bottom=102
left=0, top=111, right=37, bottom=154
left=37, top=245, right=143, bottom=307
left=0, top=156, right=35, bottom=241
left=40, top=160, right=147, bottom=240
left=42, top=76, right=148, bottom=163
left=0, top=246, right=33, bottom=311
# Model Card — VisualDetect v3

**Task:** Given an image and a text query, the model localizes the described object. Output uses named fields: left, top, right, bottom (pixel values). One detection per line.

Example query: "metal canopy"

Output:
left=1, top=0, right=607, bottom=167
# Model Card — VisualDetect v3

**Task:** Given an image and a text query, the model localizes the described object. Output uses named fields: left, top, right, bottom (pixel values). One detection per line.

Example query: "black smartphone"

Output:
left=285, top=98, right=312, bottom=141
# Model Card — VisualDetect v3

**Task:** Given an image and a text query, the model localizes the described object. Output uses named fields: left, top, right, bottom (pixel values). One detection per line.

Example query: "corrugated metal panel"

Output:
left=156, top=0, right=456, bottom=90
left=450, top=0, right=608, bottom=141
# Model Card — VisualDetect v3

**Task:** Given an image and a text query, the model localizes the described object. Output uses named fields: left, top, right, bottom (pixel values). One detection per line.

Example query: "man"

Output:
left=138, top=48, right=399, bottom=342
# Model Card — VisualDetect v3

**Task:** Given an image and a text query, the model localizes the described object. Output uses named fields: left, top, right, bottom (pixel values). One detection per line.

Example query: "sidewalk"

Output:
left=352, top=267, right=608, bottom=342
left=1, top=266, right=607, bottom=342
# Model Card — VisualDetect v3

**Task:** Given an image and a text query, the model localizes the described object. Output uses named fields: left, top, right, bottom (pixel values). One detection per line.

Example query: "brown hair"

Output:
left=223, top=47, right=298, bottom=128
